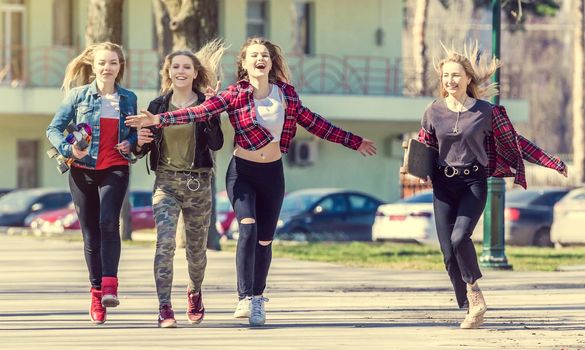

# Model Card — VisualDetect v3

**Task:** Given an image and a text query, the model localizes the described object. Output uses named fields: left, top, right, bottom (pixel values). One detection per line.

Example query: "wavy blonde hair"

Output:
left=62, top=42, right=126, bottom=93
left=159, top=38, right=227, bottom=95
left=236, top=37, right=291, bottom=84
left=434, top=42, right=502, bottom=100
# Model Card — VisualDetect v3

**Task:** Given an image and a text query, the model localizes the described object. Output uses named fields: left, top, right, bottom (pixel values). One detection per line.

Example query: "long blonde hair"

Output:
left=159, top=39, right=227, bottom=95
left=434, top=42, right=501, bottom=100
left=236, top=37, right=291, bottom=84
left=62, top=42, right=126, bottom=93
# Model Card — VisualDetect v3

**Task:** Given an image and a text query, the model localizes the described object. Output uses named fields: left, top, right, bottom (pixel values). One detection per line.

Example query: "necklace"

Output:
left=171, top=93, right=197, bottom=108
left=451, top=95, right=468, bottom=135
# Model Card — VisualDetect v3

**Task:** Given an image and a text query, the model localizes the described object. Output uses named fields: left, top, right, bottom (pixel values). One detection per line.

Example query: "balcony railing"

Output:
left=1, top=45, right=404, bottom=95
left=0, top=45, right=523, bottom=98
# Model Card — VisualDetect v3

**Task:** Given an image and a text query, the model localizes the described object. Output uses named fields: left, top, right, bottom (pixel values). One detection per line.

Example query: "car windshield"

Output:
left=281, top=192, right=323, bottom=213
left=506, top=190, right=544, bottom=205
left=0, top=191, right=36, bottom=213
left=399, top=192, right=433, bottom=203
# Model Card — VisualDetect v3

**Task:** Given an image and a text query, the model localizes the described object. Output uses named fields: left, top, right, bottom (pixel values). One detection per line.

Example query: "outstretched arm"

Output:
left=296, top=104, right=376, bottom=156
left=517, top=134, right=568, bottom=177
left=126, top=89, right=232, bottom=128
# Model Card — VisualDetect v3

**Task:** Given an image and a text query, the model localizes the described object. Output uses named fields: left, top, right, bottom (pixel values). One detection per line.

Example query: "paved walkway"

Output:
left=0, top=234, right=584, bottom=350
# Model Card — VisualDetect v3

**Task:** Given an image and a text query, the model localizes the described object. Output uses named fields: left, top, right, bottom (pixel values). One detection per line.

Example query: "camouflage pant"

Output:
left=152, top=170, right=212, bottom=306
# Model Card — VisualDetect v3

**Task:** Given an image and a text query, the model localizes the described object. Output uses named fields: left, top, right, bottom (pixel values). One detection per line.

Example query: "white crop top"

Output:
left=254, top=84, right=285, bottom=142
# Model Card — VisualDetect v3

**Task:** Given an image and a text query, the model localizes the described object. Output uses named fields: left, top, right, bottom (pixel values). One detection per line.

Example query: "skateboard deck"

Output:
left=399, top=139, right=438, bottom=180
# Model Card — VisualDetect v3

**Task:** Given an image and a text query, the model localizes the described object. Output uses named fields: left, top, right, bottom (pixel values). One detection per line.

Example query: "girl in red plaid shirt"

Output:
left=127, top=37, right=376, bottom=326
left=418, top=43, right=567, bottom=329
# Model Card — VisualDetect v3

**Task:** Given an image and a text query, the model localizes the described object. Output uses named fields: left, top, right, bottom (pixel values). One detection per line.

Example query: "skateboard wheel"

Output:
left=77, top=139, right=88, bottom=150
left=401, top=141, right=408, bottom=149
left=46, top=147, right=59, bottom=158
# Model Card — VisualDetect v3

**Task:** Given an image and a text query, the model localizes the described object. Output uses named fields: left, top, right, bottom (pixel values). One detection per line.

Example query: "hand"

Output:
left=419, top=176, right=432, bottom=185
left=560, top=167, right=568, bottom=178
left=72, top=146, right=89, bottom=160
left=137, top=128, right=154, bottom=147
left=115, top=140, right=130, bottom=154
left=204, top=81, right=221, bottom=100
left=357, top=138, right=377, bottom=156
left=125, top=110, right=160, bottom=128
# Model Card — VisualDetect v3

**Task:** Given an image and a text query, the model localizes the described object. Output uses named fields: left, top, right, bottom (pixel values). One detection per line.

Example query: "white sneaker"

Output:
left=249, top=295, right=268, bottom=326
left=233, top=296, right=252, bottom=318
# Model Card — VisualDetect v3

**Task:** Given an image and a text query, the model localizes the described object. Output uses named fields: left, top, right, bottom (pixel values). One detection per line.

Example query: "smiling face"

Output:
left=92, top=49, right=121, bottom=87
left=242, top=43, right=272, bottom=80
left=441, top=61, right=471, bottom=98
left=169, top=54, right=198, bottom=90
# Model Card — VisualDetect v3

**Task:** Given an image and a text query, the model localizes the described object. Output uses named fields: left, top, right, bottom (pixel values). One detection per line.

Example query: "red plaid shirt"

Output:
left=157, top=80, right=363, bottom=153
left=418, top=104, right=566, bottom=189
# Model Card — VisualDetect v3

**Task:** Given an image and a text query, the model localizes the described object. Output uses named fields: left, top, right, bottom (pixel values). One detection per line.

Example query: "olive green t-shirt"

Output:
left=158, top=102, right=197, bottom=172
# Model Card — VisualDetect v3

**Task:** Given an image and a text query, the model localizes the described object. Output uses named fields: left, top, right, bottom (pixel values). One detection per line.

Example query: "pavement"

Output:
left=0, top=234, right=584, bottom=350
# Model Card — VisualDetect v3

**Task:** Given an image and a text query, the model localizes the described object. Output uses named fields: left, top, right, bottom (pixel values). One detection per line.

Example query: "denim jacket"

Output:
left=47, top=80, right=138, bottom=168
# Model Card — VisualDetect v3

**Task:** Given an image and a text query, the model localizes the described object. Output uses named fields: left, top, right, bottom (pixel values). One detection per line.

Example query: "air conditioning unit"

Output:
left=289, top=139, right=318, bottom=166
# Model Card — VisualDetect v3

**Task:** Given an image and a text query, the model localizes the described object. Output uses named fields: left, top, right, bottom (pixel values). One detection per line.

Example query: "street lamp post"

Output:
left=479, top=0, right=513, bottom=270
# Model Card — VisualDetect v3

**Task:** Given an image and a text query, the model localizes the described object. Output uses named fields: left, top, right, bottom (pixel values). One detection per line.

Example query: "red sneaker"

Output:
left=158, top=304, right=177, bottom=328
left=101, top=276, right=119, bottom=308
left=90, top=288, right=106, bottom=324
left=186, top=290, right=205, bottom=324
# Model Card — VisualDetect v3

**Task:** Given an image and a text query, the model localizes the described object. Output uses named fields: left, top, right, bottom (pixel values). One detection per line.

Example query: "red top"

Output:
left=96, top=117, right=128, bottom=170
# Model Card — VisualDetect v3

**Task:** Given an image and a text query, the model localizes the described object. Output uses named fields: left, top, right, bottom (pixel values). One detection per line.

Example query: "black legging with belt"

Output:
left=432, top=163, right=487, bottom=308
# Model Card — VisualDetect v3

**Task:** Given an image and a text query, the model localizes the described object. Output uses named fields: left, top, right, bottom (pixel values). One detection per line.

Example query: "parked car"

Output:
left=473, top=187, right=571, bottom=247
left=0, top=189, right=12, bottom=198
left=0, top=188, right=72, bottom=227
left=215, top=190, right=236, bottom=239
left=372, top=190, right=437, bottom=244
left=551, top=187, right=585, bottom=247
left=273, top=188, right=384, bottom=241
left=29, top=190, right=154, bottom=234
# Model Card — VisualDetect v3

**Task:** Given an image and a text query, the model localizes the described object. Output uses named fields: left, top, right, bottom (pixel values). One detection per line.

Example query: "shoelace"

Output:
left=250, top=297, right=269, bottom=318
left=188, top=292, right=202, bottom=312
left=159, top=305, right=174, bottom=319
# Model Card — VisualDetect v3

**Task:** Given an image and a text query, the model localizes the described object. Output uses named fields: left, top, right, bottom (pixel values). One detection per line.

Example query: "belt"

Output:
left=158, top=168, right=211, bottom=178
left=438, top=163, right=482, bottom=178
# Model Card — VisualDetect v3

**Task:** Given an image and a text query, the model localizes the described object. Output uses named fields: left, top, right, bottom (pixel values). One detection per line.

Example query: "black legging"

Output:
left=226, top=157, right=285, bottom=298
left=69, top=165, right=129, bottom=289
left=432, top=165, right=487, bottom=308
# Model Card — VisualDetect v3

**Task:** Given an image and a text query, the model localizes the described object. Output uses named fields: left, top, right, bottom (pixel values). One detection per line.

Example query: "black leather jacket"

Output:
left=137, top=90, right=223, bottom=172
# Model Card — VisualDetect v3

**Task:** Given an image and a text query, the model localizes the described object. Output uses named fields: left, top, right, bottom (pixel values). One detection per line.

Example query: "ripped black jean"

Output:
left=226, top=157, right=285, bottom=298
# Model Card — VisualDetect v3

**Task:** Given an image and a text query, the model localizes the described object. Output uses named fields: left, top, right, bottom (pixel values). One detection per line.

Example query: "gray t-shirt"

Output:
left=421, top=98, right=492, bottom=167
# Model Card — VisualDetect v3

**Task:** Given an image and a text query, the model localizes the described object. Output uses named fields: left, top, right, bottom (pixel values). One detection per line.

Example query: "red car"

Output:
left=215, top=190, right=236, bottom=239
left=30, top=191, right=155, bottom=234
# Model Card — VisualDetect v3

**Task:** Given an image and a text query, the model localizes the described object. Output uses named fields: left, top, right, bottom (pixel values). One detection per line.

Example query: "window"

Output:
left=53, top=0, right=74, bottom=46
left=247, top=0, right=267, bottom=37
left=291, top=2, right=313, bottom=54
left=348, top=195, right=379, bottom=213
left=314, top=195, right=347, bottom=214
left=0, top=1, right=25, bottom=85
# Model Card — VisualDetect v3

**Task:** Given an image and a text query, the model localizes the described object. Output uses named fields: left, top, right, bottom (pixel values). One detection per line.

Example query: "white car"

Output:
left=372, top=190, right=437, bottom=244
left=551, top=187, right=585, bottom=247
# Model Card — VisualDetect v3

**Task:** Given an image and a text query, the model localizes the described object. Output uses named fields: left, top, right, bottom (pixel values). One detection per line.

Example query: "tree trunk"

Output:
left=85, top=0, right=124, bottom=45
left=152, top=0, right=218, bottom=54
left=152, top=0, right=221, bottom=250
left=573, top=0, right=585, bottom=183
left=412, top=0, right=429, bottom=96
left=85, top=0, right=132, bottom=240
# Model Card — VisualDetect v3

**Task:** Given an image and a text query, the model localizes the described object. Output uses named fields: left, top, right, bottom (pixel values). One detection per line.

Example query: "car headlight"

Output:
left=276, top=219, right=284, bottom=228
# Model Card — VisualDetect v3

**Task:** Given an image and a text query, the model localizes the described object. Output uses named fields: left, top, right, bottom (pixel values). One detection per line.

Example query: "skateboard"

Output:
left=399, top=138, right=438, bottom=180
left=47, top=122, right=92, bottom=174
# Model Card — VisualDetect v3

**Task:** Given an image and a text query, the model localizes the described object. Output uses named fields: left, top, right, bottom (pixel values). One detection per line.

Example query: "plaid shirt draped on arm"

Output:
left=418, top=104, right=566, bottom=189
